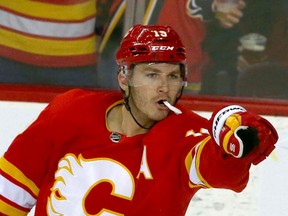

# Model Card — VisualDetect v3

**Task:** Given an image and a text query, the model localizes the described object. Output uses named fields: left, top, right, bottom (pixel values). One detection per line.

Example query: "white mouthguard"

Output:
left=163, top=101, right=182, bottom=115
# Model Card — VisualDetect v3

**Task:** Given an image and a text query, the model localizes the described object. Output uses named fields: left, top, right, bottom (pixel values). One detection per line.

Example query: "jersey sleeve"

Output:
left=181, top=113, right=255, bottom=193
left=0, top=102, right=54, bottom=215
left=0, top=89, right=87, bottom=215
left=183, top=135, right=251, bottom=192
left=153, top=106, right=252, bottom=193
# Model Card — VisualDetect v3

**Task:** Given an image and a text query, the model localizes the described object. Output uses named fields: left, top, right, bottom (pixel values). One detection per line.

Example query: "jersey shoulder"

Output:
left=46, top=89, right=122, bottom=115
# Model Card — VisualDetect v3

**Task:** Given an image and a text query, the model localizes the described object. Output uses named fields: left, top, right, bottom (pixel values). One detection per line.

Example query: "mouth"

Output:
left=158, top=100, right=182, bottom=115
left=158, top=99, right=165, bottom=105
left=157, top=99, right=169, bottom=110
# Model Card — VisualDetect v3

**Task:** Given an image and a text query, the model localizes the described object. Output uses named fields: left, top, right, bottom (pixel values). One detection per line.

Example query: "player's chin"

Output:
left=152, top=110, right=170, bottom=121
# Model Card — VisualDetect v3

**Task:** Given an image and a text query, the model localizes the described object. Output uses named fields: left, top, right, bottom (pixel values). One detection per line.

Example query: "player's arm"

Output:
left=184, top=105, right=278, bottom=191
left=0, top=106, right=54, bottom=215
left=0, top=91, right=74, bottom=215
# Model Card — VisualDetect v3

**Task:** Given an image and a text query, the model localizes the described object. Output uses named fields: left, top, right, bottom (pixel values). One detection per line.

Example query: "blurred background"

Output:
left=1, top=1, right=288, bottom=215
left=1, top=0, right=288, bottom=101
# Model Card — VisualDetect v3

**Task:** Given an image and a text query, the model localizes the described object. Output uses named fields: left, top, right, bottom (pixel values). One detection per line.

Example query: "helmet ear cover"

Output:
left=116, top=25, right=187, bottom=82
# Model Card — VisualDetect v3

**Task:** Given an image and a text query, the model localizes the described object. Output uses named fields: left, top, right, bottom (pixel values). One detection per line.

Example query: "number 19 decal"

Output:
left=151, top=30, right=167, bottom=37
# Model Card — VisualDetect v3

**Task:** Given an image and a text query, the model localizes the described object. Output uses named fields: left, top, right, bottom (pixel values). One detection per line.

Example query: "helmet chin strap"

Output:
left=123, top=86, right=155, bottom=130
left=176, top=85, right=185, bottom=103
left=123, top=95, right=154, bottom=130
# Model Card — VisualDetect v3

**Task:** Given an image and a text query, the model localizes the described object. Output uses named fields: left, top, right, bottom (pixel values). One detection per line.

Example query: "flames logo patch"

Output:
left=47, top=154, right=135, bottom=215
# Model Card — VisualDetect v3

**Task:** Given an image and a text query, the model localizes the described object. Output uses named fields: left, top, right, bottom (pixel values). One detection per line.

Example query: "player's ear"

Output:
left=118, top=69, right=128, bottom=92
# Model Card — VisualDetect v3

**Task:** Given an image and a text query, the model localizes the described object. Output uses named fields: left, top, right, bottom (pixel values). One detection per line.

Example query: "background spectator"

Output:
left=200, top=0, right=284, bottom=96
left=95, top=0, right=244, bottom=93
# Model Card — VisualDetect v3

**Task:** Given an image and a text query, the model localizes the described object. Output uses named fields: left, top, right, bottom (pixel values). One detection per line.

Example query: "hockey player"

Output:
left=0, top=25, right=278, bottom=216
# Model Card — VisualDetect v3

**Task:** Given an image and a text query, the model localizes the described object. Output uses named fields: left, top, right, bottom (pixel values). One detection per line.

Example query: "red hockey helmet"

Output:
left=116, top=25, right=187, bottom=80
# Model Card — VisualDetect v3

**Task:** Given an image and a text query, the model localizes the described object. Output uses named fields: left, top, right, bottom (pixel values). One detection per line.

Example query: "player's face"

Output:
left=127, top=63, right=184, bottom=123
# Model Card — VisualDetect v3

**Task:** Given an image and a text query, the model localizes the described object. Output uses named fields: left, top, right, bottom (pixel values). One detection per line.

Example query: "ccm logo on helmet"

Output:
left=151, top=46, right=174, bottom=51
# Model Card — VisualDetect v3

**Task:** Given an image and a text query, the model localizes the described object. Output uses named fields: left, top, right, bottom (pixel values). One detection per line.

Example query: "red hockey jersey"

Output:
left=0, top=89, right=252, bottom=215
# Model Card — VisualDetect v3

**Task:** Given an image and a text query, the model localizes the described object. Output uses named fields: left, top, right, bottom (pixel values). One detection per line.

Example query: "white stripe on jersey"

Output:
left=0, top=174, right=36, bottom=209
left=0, top=10, right=96, bottom=38
left=189, top=144, right=205, bottom=186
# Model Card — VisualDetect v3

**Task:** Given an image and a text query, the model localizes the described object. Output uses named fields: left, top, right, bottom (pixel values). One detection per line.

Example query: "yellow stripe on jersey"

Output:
left=0, top=200, right=28, bottom=216
left=0, top=0, right=96, bottom=21
left=0, top=156, right=39, bottom=197
left=194, top=136, right=213, bottom=188
left=0, top=28, right=96, bottom=55
left=106, top=99, right=124, bottom=130
left=185, top=145, right=204, bottom=189
left=185, top=136, right=212, bottom=189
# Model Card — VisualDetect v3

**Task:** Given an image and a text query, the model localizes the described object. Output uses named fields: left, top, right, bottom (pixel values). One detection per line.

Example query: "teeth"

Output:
left=162, top=101, right=182, bottom=115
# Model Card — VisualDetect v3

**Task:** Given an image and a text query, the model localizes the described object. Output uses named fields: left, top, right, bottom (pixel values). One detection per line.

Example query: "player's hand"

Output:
left=214, top=0, right=246, bottom=28
left=211, top=105, right=278, bottom=164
